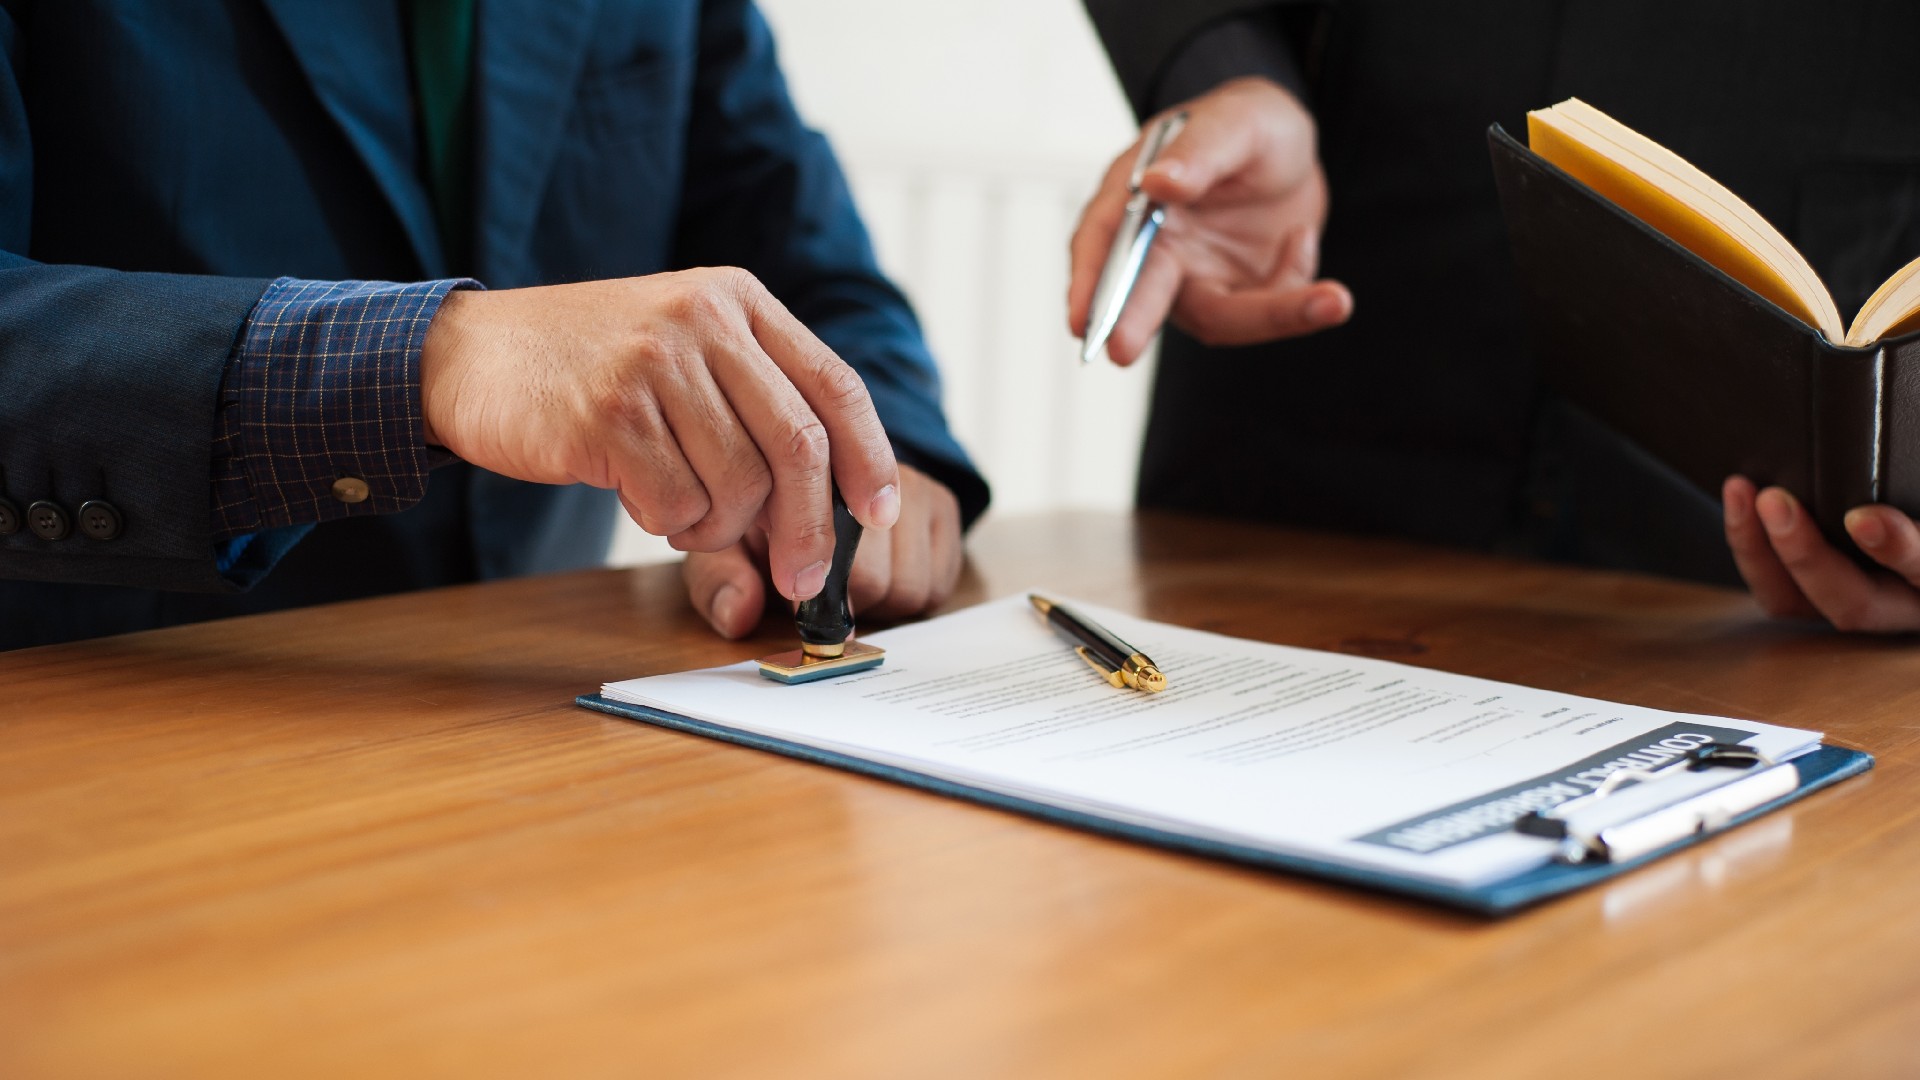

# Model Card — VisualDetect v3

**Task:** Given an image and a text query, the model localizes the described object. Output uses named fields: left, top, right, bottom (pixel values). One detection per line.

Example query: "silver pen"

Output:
left=1080, top=111, right=1188, bottom=364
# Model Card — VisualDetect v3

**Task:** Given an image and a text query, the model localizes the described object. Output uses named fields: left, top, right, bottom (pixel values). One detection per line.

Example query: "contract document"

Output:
left=594, top=596, right=1830, bottom=893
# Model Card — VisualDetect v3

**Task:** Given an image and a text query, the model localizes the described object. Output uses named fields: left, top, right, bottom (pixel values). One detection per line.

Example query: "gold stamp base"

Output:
left=755, top=640, right=885, bottom=684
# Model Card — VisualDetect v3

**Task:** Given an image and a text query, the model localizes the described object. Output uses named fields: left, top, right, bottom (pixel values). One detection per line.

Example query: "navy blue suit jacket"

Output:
left=0, top=0, right=986, bottom=647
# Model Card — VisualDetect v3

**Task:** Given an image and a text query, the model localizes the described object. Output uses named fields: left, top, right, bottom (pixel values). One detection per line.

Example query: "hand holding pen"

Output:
left=1067, top=77, right=1352, bottom=366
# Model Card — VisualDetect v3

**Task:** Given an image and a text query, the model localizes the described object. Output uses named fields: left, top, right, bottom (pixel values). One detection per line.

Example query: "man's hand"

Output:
left=420, top=269, right=901, bottom=602
left=1724, top=475, right=1920, bottom=631
left=1067, top=77, right=1352, bottom=366
left=682, top=463, right=963, bottom=638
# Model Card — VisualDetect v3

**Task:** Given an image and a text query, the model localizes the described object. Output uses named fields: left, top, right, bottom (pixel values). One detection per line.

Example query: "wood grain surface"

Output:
left=4, top=511, right=1918, bottom=1079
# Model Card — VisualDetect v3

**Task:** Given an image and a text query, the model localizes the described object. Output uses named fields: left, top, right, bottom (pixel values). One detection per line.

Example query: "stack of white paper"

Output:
left=603, top=596, right=1822, bottom=889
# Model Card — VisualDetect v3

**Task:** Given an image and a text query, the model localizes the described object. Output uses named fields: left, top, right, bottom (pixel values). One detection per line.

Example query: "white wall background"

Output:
left=608, top=0, right=1147, bottom=565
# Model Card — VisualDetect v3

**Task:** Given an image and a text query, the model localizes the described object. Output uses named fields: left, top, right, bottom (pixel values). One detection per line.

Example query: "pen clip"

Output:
left=1128, top=111, right=1188, bottom=191
left=1075, top=646, right=1129, bottom=689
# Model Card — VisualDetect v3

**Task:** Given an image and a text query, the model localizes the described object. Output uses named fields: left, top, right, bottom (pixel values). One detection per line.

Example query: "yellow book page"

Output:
left=1528, top=101, right=1843, bottom=343
left=1849, top=254, right=1920, bottom=346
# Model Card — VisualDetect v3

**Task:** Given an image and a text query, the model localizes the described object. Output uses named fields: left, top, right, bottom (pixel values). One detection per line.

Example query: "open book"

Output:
left=1528, top=98, right=1920, bottom=347
left=579, top=595, right=1866, bottom=914
left=1491, top=103, right=1920, bottom=545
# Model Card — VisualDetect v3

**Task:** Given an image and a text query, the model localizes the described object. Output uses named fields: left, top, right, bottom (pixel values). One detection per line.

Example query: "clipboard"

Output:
left=577, top=693, right=1871, bottom=916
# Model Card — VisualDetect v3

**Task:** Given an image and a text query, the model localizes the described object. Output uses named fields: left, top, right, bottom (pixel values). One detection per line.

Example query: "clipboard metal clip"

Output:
left=1515, top=743, right=1799, bottom=865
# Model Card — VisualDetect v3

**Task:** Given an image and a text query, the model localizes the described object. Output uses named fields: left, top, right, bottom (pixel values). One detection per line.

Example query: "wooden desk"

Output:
left=4, top=512, right=1918, bottom=1078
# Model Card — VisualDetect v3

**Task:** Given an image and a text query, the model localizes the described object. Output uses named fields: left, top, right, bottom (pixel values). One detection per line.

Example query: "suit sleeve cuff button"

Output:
left=78, top=500, right=123, bottom=541
left=331, top=477, right=371, bottom=504
left=27, top=501, right=70, bottom=541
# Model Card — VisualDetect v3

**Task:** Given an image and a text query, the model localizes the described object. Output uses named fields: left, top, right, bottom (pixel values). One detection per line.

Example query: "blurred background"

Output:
left=608, top=0, right=1147, bottom=565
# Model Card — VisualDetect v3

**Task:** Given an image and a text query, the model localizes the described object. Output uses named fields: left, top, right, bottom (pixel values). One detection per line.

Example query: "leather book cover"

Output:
left=1487, top=123, right=1920, bottom=549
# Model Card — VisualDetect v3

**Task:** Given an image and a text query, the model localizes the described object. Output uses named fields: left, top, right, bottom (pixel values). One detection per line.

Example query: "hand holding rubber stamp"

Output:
left=756, top=489, right=886, bottom=684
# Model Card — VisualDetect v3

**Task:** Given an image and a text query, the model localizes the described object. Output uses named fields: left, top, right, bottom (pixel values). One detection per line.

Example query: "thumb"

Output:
left=1139, top=80, right=1314, bottom=206
left=682, top=542, right=767, bottom=639
left=1138, top=103, right=1260, bottom=206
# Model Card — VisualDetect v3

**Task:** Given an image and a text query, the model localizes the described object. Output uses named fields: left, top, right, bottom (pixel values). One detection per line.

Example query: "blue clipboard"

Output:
left=576, top=693, right=1872, bottom=916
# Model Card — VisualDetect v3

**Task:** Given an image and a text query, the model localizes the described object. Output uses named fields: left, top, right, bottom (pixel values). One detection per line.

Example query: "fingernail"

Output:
left=1848, top=509, right=1887, bottom=549
left=1153, top=160, right=1184, bottom=186
left=793, top=560, right=829, bottom=600
left=1757, top=491, right=1796, bottom=535
left=709, top=583, right=746, bottom=637
left=1305, top=291, right=1344, bottom=326
left=869, top=484, right=900, bottom=529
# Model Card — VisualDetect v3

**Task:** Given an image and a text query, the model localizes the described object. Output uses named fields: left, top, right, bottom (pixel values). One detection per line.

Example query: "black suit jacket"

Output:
left=1085, top=0, right=1920, bottom=584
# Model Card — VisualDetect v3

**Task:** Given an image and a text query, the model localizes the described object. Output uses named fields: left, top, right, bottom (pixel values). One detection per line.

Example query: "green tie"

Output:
left=406, top=0, right=476, bottom=273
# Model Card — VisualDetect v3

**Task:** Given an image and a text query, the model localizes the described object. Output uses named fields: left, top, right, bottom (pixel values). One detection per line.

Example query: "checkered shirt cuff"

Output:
left=210, top=277, right=478, bottom=539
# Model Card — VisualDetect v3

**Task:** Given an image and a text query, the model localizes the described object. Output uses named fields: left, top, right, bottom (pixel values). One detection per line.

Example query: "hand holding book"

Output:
left=1722, top=478, right=1920, bottom=632
left=1497, top=100, right=1920, bottom=632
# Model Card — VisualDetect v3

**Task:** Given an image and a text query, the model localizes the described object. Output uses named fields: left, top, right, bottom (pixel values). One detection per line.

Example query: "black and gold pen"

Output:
left=1029, top=594, right=1167, bottom=693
